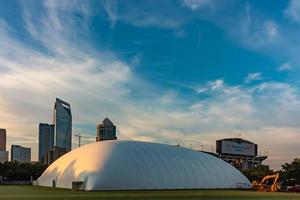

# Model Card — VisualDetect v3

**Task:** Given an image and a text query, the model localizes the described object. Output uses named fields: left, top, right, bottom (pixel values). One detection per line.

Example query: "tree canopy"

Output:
left=280, top=158, right=300, bottom=187
left=0, top=161, right=47, bottom=181
left=241, top=165, right=273, bottom=182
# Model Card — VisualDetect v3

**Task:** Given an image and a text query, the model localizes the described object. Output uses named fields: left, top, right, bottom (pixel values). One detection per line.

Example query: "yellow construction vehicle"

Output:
left=252, top=173, right=280, bottom=192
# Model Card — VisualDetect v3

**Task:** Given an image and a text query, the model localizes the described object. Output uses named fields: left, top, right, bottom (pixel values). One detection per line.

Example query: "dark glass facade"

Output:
left=38, top=123, right=54, bottom=163
left=53, top=98, right=72, bottom=151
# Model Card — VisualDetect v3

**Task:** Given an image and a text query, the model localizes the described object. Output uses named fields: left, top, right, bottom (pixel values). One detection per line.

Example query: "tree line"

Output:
left=0, top=161, right=47, bottom=181
left=242, top=158, right=300, bottom=188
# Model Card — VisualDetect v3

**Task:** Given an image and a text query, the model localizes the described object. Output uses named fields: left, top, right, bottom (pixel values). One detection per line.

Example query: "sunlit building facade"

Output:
left=53, top=98, right=72, bottom=152
left=39, top=123, right=54, bottom=164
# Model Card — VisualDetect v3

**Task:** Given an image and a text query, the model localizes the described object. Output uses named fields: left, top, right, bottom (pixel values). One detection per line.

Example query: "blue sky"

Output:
left=1, top=0, right=300, bottom=169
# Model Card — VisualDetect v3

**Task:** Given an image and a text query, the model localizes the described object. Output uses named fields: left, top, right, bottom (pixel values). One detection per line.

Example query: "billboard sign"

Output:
left=219, top=140, right=256, bottom=156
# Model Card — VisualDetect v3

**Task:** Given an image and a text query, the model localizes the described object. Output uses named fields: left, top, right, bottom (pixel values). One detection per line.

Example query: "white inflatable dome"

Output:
left=37, top=140, right=251, bottom=190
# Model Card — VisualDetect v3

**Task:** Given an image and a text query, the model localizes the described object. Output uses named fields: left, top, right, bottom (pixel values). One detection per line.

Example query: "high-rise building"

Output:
left=11, top=145, right=31, bottom=162
left=96, top=118, right=117, bottom=141
left=0, top=129, right=8, bottom=163
left=0, top=151, right=8, bottom=163
left=53, top=98, right=72, bottom=152
left=45, top=146, right=67, bottom=165
left=0, top=129, right=6, bottom=151
left=39, top=123, right=54, bottom=164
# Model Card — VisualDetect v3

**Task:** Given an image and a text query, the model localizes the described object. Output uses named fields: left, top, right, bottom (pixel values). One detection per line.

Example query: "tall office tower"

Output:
left=38, top=123, right=54, bottom=164
left=96, top=118, right=117, bottom=141
left=53, top=98, right=72, bottom=152
left=11, top=145, right=31, bottom=162
left=0, top=129, right=6, bottom=151
left=0, top=129, right=8, bottom=163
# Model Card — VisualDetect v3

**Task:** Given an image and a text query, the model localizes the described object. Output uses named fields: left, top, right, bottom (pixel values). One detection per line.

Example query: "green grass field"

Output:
left=0, top=186, right=300, bottom=200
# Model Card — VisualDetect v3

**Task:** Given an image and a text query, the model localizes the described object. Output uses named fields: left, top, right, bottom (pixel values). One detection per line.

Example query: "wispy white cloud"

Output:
left=121, top=13, right=183, bottom=29
left=195, top=87, right=208, bottom=94
left=209, top=79, right=224, bottom=90
left=240, top=4, right=279, bottom=47
left=278, top=62, right=292, bottom=72
left=182, top=1, right=282, bottom=52
left=104, top=0, right=300, bottom=70
left=195, top=79, right=224, bottom=93
left=103, top=0, right=118, bottom=28
left=244, top=72, right=263, bottom=83
left=240, top=4, right=280, bottom=46
left=284, top=0, right=300, bottom=23
left=101, top=1, right=187, bottom=29
left=264, top=20, right=278, bottom=38
left=182, top=0, right=214, bottom=11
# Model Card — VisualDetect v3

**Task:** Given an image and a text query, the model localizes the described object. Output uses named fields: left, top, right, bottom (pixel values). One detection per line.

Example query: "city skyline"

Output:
left=1, top=0, right=300, bottom=169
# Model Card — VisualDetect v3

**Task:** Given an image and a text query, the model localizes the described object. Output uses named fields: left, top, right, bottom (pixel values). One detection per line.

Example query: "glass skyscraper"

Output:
left=53, top=98, right=72, bottom=152
left=38, top=123, right=54, bottom=163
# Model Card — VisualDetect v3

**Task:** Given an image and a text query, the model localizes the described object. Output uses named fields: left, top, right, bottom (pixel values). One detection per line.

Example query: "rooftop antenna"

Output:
left=234, top=130, right=242, bottom=138
left=234, top=129, right=238, bottom=137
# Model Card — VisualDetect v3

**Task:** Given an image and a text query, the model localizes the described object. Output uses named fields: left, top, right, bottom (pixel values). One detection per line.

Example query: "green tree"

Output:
left=241, top=165, right=273, bottom=182
left=280, top=158, right=300, bottom=188
left=0, top=161, right=47, bottom=181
